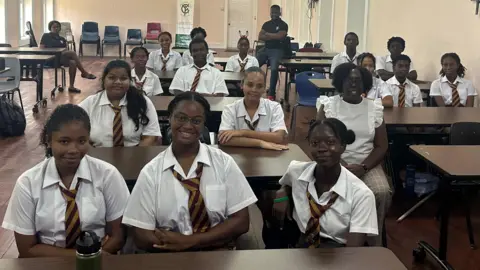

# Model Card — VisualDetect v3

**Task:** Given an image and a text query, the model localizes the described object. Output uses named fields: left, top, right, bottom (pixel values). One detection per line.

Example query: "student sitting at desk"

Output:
left=316, top=63, right=391, bottom=247
left=182, top=27, right=216, bottom=66
left=357, top=53, right=393, bottom=107
left=130, top=47, right=163, bottom=96
left=2, top=104, right=130, bottom=257
left=122, top=92, right=258, bottom=252
left=146, top=32, right=183, bottom=72
left=170, top=38, right=229, bottom=97
left=264, top=118, right=378, bottom=248
left=430, top=53, right=477, bottom=107
left=385, top=54, right=422, bottom=107
left=330, top=32, right=361, bottom=73
left=218, top=67, right=288, bottom=150
left=225, top=37, right=259, bottom=72
left=376, top=37, right=417, bottom=81
left=79, top=60, right=161, bottom=147
left=40, top=20, right=96, bottom=93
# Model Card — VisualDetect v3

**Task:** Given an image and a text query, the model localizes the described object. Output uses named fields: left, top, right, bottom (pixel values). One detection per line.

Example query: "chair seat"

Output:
left=0, top=81, right=18, bottom=93
left=103, top=37, right=121, bottom=43
left=125, top=39, right=142, bottom=45
left=297, top=96, right=318, bottom=107
left=81, top=35, right=100, bottom=42
left=145, top=34, right=158, bottom=40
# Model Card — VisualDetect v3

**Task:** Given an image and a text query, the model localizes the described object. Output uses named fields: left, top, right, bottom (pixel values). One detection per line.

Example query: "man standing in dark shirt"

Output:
left=257, top=5, right=288, bottom=100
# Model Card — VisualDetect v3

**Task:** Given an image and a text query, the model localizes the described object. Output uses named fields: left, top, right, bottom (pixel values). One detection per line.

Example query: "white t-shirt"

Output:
left=386, top=77, right=423, bottom=107
left=366, top=77, right=392, bottom=100
left=316, top=95, right=384, bottom=165
left=430, top=76, right=477, bottom=106
left=279, top=161, right=378, bottom=244
left=225, top=54, right=259, bottom=72
left=330, top=51, right=361, bottom=73
left=376, top=55, right=415, bottom=73
left=169, top=64, right=229, bottom=96
left=122, top=143, right=258, bottom=234
left=146, top=49, right=183, bottom=72
left=131, top=68, right=163, bottom=96
left=182, top=50, right=216, bottom=66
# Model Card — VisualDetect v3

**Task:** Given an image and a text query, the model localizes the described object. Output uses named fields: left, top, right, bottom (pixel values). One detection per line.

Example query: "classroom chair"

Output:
left=289, top=71, right=325, bottom=140
left=102, top=25, right=122, bottom=58
left=59, top=22, right=76, bottom=52
left=80, top=21, right=101, bottom=56
left=0, top=57, right=23, bottom=111
left=144, top=23, right=161, bottom=44
left=124, top=29, right=143, bottom=58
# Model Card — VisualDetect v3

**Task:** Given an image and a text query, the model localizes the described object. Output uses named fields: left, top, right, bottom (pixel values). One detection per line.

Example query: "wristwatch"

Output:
left=361, top=164, right=369, bottom=172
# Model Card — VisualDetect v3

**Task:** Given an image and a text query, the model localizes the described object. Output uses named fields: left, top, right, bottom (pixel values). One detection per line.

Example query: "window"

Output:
left=44, top=0, right=54, bottom=32
left=0, top=0, right=5, bottom=43
left=19, top=0, right=33, bottom=39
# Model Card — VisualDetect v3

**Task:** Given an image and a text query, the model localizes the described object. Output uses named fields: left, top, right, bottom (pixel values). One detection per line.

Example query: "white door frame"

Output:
left=224, top=0, right=258, bottom=49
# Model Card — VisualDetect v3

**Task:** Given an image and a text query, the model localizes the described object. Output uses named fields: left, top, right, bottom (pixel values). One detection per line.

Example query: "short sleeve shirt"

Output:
left=261, top=19, right=289, bottom=49
left=40, top=33, right=67, bottom=48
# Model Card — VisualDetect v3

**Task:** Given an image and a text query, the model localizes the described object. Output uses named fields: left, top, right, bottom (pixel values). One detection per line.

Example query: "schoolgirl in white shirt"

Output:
left=79, top=60, right=162, bottom=147
left=385, top=54, right=423, bottom=107
left=430, top=53, right=477, bottom=107
left=266, top=118, right=377, bottom=248
left=218, top=66, right=288, bottom=150
left=122, top=92, right=257, bottom=252
left=182, top=27, right=215, bottom=66
left=2, top=104, right=130, bottom=257
left=225, top=37, right=259, bottom=72
left=170, top=39, right=229, bottom=96
left=357, top=52, right=393, bottom=108
left=130, top=47, right=163, bottom=96
left=376, top=36, right=418, bottom=81
left=146, top=32, right=183, bottom=72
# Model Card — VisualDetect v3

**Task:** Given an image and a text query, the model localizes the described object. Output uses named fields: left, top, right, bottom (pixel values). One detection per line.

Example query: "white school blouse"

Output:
left=225, top=54, right=259, bottom=72
left=366, top=77, right=392, bottom=100
left=316, top=95, right=384, bottom=165
left=169, top=64, right=229, bottom=96
left=330, top=51, right=361, bottom=73
left=219, top=98, right=287, bottom=133
left=376, top=55, right=416, bottom=73
left=122, top=143, right=258, bottom=234
left=182, top=50, right=216, bottom=66
left=146, top=49, right=183, bottom=72
left=131, top=69, right=163, bottom=96
left=279, top=161, right=378, bottom=244
left=2, top=156, right=130, bottom=247
left=386, top=77, right=423, bottom=107
left=429, top=76, right=477, bottom=106
left=79, top=91, right=162, bottom=147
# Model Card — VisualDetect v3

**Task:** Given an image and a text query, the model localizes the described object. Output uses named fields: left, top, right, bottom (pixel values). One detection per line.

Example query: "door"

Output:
left=227, top=0, right=255, bottom=49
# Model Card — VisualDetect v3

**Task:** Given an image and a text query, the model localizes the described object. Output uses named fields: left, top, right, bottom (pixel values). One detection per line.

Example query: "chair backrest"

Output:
left=104, top=26, right=120, bottom=36
left=295, top=71, right=326, bottom=100
left=59, top=22, right=72, bottom=38
left=450, top=122, right=480, bottom=145
left=82, top=21, right=99, bottom=33
left=0, top=57, right=21, bottom=88
left=147, top=23, right=161, bottom=33
left=290, top=42, right=300, bottom=52
left=127, top=29, right=142, bottom=40
left=25, top=21, right=38, bottom=47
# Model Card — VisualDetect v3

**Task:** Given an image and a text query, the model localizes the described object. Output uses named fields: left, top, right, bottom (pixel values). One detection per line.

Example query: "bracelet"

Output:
left=274, top=196, right=289, bottom=203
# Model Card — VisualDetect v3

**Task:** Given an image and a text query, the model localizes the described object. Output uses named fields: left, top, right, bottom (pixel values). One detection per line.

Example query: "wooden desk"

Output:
left=384, top=107, right=480, bottom=127
left=293, top=51, right=337, bottom=60
left=150, top=96, right=241, bottom=116
left=215, top=56, right=230, bottom=69
left=0, top=248, right=406, bottom=270
left=154, top=70, right=244, bottom=83
left=309, top=79, right=431, bottom=92
left=88, top=144, right=310, bottom=189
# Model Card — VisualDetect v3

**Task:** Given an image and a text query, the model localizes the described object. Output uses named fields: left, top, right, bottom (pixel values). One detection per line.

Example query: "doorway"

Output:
left=227, top=0, right=256, bottom=49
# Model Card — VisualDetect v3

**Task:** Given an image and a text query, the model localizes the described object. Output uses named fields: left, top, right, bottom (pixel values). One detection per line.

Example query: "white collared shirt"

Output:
left=2, top=156, right=130, bottom=247
left=122, top=143, right=258, bottom=234
left=146, top=49, right=183, bottom=72
left=169, top=64, right=229, bottom=95
left=79, top=91, right=162, bottom=147
left=279, top=161, right=378, bottom=244
left=219, top=98, right=287, bottom=132
left=386, top=77, right=423, bottom=107
left=430, top=76, right=477, bottom=106
left=330, top=51, right=361, bottom=73
left=182, top=50, right=216, bottom=66
left=376, top=55, right=415, bottom=72
left=131, top=69, right=163, bottom=97
left=225, top=54, right=259, bottom=72
left=366, top=77, right=392, bottom=100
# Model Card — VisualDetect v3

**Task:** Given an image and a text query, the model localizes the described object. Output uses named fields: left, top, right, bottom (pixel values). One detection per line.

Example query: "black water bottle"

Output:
left=76, top=231, right=102, bottom=270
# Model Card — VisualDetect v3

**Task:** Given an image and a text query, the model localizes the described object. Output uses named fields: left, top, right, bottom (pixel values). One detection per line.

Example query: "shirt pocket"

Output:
left=79, top=196, right=106, bottom=232
left=204, top=185, right=227, bottom=214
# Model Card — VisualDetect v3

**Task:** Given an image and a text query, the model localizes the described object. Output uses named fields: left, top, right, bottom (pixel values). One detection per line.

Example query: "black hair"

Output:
left=271, top=4, right=281, bottom=10
left=344, top=32, right=359, bottom=42
left=238, top=36, right=250, bottom=46
left=331, top=62, right=373, bottom=93
left=387, top=36, right=406, bottom=50
left=190, top=27, right=207, bottom=39
left=130, top=46, right=149, bottom=59
left=48, top=20, right=61, bottom=31
left=307, top=118, right=356, bottom=146
left=158, top=31, right=172, bottom=40
left=189, top=38, right=209, bottom=53
left=167, top=92, right=211, bottom=119
left=40, top=104, right=91, bottom=158
left=440, top=53, right=466, bottom=78
left=392, top=54, right=411, bottom=66
left=101, top=60, right=149, bottom=131
left=357, top=52, right=376, bottom=68
left=243, top=66, right=266, bottom=84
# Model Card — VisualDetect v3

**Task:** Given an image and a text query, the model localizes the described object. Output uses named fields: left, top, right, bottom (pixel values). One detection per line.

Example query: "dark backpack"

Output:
left=0, top=94, right=26, bottom=137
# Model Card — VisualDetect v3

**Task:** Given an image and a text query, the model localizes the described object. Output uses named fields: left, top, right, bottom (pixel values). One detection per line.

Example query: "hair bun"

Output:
left=345, top=129, right=356, bottom=145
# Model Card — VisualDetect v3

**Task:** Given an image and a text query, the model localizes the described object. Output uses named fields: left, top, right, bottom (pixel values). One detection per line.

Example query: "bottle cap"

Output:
left=76, top=231, right=101, bottom=255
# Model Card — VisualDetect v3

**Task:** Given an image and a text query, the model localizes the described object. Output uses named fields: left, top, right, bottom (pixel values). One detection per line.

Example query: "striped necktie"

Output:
left=111, top=105, right=124, bottom=147
left=133, top=77, right=144, bottom=90
left=190, top=67, right=203, bottom=92
left=171, top=163, right=210, bottom=233
left=447, top=81, right=461, bottom=107
left=244, top=117, right=259, bottom=131
left=60, top=180, right=82, bottom=248
left=397, top=83, right=406, bottom=108
left=304, top=188, right=339, bottom=248
left=238, top=58, right=249, bottom=72
left=162, top=57, right=169, bottom=72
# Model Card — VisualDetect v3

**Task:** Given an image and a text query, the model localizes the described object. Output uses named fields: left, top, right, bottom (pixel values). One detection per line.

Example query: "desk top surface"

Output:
left=309, top=78, right=431, bottom=91
left=0, top=54, right=55, bottom=61
left=150, top=96, right=241, bottom=112
left=384, top=107, right=480, bottom=126
left=294, top=52, right=337, bottom=59
left=281, top=59, right=332, bottom=66
left=0, top=47, right=65, bottom=54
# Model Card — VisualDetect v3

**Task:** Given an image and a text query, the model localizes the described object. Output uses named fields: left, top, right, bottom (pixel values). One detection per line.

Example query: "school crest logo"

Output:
left=181, top=2, right=190, bottom=16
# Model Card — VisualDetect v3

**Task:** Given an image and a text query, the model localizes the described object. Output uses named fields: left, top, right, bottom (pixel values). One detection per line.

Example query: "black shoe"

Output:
left=68, top=87, right=81, bottom=93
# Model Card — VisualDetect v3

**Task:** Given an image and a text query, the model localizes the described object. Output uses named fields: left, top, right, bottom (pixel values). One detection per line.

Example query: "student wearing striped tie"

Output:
left=430, top=53, right=477, bottom=107
left=2, top=104, right=130, bottom=257
left=218, top=67, right=288, bottom=150
left=264, top=118, right=378, bottom=248
left=225, top=37, right=259, bottom=72
left=385, top=55, right=422, bottom=107
left=182, top=27, right=216, bottom=66
left=146, top=32, right=183, bottom=72
left=122, top=92, right=258, bottom=252
left=170, top=38, right=229, bottom=97
left=330, top=32, right=361, bottom=73
left=79, top=60, right=162, bottom=147
left=130, top=47, right=163, bottom=97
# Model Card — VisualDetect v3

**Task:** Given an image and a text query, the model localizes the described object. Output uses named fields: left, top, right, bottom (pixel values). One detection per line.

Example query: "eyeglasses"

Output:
left=173, top=114, right=204, bottom=126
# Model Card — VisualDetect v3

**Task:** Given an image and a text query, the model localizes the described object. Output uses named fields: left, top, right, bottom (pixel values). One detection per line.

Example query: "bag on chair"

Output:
left=0, top=94, right=26, bottom=137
